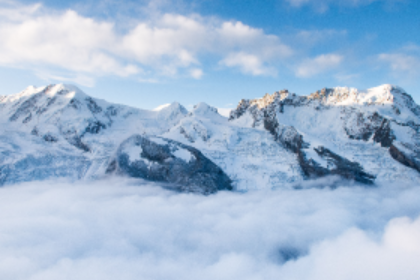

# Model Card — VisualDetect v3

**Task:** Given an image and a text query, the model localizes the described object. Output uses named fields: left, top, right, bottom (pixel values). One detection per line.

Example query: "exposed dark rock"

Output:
left=69, top=98, right=82, bottom=110
left=297, top=149, right=330, bottom=179
left=393, top=106, right=401, bottom=115
left=296, top=146, right=376, bottom=185
left=262, top=116, right=375, bottom=184
left=66, top=136, right=90, bottom=152
left=229, top=99, right=251, bottom=120
left=36, top=96, right=57, bottom=116
left=85, top=97, right=102, bottom=114
left=179, top=127, right=194, bottom=143
left=31, top=127, right=39, bottom=136
left=105, top=106, right=118, bottom=117
left=107, top=135, right=233, bottom=194
left=343, top=111, right=384, bottom=141
left=389, top=144, right=420, bottom=173
left=61, top=129, right=90, bottom=152
left=9, top=93, right=42, bottom=122
left=312, top=146, right=375, bottom=184
left=43, top=134, right=58, bottom=143
left=373, top=119, right=395, bottom=147
left=277, top=126, right=307, bottom=153
left=22, top=113, right=32, bottom=124
left=84, top=120, right=106, bottom=134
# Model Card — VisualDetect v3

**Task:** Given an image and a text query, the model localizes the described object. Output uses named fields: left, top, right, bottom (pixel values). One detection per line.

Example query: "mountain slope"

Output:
left=229, top=85, right=420, bottom=185
left=1, top=83, right=419, bottom=191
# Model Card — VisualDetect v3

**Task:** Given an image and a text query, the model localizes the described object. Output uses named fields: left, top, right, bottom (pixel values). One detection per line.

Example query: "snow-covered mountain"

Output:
left=1, top=84, right=419, bottom=192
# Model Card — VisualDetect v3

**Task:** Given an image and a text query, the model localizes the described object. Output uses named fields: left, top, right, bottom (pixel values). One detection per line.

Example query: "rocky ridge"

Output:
left=229, top=85, right=420, bottom=184
left=1, top=84, right=420, bottom=192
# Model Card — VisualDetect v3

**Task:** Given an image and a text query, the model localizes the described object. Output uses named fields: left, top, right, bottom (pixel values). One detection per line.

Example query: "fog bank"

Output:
left=0, top=179, right=419, bottom=280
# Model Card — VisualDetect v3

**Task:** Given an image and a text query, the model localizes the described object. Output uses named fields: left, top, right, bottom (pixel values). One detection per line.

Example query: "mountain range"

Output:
left=1, top=83, right=419, bottom=193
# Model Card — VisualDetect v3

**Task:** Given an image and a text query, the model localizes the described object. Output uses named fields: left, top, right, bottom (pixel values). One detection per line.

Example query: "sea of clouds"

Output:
left=0, top=178, right=420, bottom=280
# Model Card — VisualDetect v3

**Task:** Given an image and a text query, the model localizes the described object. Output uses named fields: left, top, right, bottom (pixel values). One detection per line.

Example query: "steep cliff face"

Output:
left=106, top=135, right=233, bottom=194
left=229, top=85, right=420, bottom=184
left=1, top=83, right=420, bottom=191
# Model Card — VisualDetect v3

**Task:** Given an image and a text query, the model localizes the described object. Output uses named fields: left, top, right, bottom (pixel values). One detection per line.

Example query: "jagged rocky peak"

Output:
left=251, top=89, right=291, bottom=109
left=228, top=84, right=420, bottom=184
left=230, top=84, right=420, bottom=121
left=1, top=82, right=420, bottom=190
left=229, top=89, right=300, bottom=121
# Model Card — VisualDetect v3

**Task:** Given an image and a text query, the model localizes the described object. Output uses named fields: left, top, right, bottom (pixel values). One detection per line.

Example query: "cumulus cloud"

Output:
left=0, top=7, right=140, bottom=83
left=0, top=178, right=419, bottom=279
left=281, top=217, right=420, bottom=280
left=296, top=53, right=343, bottom=77
left=0, top=1, right=293, bottom=85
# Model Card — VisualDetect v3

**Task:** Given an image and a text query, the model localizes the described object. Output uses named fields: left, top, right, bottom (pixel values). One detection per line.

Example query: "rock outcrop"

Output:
left=106, top=135, right=233, bottom=194
left=229, top=84, right=420, bottom=184
left=1, top=83, right=420, bottom=190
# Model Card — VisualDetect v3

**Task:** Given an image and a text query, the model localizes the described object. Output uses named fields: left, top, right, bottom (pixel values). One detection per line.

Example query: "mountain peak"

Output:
left=153, top=103, right=172, bottom=111
left=307, top=84, right=412, bottom=106
left=158, top=102, right=188, bottom=114
left=2, top=84, right=87, bottom=104
left=192, top=102, right=220, bottom=116
left=251, top=89, right=292, bottom=109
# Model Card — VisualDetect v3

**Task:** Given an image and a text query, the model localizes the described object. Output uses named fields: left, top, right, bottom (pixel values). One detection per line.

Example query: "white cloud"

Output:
left=190, top=68, right=203, bottom=79
left=285, top=0, right=402, bottom=12
left=221, top=52, right=276, bottom=76
left=296, top=53, right=343, bottom=77
left=379, top=52, right=420, bottom=79
left=35, top=71, right=96, bottom=87
left=281, top=216, right=420, bottom=280
left=0, top=1, right=293, bottom=85
left=0, top=178, right=419, bottom=279
left=216, top=21, right=293, bottom=58
left=0, top=8, right=140, bottom=77
left=0, top=0, right=41, bottom=21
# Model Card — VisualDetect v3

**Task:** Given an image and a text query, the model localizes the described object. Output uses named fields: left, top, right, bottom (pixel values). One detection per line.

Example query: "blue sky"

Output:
left=0, top=0, right=419, bottom=109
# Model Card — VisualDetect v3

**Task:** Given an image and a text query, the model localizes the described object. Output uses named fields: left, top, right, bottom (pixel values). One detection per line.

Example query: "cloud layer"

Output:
left=0, top=178, right=419, bottom=279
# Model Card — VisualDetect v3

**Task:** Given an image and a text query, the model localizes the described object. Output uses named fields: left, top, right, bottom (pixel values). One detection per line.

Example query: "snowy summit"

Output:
left=0, top=83, right=419, bottom=192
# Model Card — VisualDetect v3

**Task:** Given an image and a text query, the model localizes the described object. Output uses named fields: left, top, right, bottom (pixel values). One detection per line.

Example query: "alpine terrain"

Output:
left=1, top=84, right=419, bottom=193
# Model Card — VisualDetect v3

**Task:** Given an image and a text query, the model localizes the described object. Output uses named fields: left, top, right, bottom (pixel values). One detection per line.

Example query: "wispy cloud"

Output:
left=284, top=0, right=404, bottom=12
left=379, top=44, right=420, bottom=80
left=296, top=54, right=343, bottom=77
